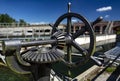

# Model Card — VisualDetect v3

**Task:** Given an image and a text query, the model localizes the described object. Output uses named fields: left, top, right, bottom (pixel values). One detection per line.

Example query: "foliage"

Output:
left=0, top=14, right=16, bottom=23
left=106, top=66, right=116, bottom=73
left=0, top=13, right=28, bottom=26
left=19, top=19, right=27, bottom=26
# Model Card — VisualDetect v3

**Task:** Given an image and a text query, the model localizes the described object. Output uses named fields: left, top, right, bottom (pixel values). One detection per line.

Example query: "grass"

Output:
left=106, top=66, right=116, bottom=73
left=0, top=66, right=32, bottom=81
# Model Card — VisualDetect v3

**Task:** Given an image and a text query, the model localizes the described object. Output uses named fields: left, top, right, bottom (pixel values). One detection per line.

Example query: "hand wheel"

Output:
left=52, top=12, right=96, bottom=67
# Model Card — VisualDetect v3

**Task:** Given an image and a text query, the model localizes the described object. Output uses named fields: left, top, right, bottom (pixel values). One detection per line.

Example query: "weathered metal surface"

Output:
left=105, top=46, right=120, bottom=62
left=22, top=47, right=64, bottom=63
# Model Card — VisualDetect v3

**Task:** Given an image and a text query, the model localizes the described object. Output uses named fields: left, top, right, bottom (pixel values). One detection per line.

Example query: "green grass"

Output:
left=106, top=66, right=116, bottom=73
left=0, top=66, right=32, bottom=81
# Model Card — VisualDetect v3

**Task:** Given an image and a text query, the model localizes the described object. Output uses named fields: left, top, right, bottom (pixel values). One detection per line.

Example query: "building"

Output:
left=73, top=21, right=120, bottom=35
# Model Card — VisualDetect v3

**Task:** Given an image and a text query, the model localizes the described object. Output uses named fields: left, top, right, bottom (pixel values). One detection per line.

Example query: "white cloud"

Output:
left=72, top=19, right=77, bottom=22
left=105, top=15, right=110, bottom=18
left=96, top=6, right=112, bottom=12
left=30, top=22, right=49, bottom=25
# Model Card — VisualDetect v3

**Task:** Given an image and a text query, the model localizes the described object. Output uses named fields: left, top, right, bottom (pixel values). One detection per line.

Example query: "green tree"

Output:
left=0, top=13, right=28, bottom=27
left=0, top=13, right=16, bottom=23
left=19, top=19, right=27, bottom=26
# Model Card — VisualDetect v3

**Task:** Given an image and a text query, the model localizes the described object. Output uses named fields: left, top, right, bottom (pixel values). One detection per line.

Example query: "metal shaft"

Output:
left=68, top=2, right=71, bottom=13
left=21, top=39, right=57, bottom=47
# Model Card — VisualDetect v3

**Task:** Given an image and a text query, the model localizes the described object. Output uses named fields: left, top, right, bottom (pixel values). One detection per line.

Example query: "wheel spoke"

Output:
left=66, top=16, right=72, bottom=34
left=72, top=27, right=86, bottom=39
left=66, top=16, right=72, bottom=62
left=71, top=40, right=88, bottom=56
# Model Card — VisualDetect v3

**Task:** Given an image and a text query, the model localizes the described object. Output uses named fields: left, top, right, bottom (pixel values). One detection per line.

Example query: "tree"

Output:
left=0, top=13, right=28, bottom=27
left=19, top=19, right=27, bottom=26
left=0, top=13, right=16, bottom=23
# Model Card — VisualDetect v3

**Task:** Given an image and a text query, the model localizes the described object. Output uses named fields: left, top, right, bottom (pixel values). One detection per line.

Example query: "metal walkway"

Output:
left=105, top=43, right=120, bottom=62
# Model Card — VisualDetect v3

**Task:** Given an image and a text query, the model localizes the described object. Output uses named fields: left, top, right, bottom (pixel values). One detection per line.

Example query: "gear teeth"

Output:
left=31, top=53, right=38, bottom=62
left=47, top=52, right=52, bottom=62
left=52, top=30, right=63, bottom=38
left=22, top=47, right=64, bottom=63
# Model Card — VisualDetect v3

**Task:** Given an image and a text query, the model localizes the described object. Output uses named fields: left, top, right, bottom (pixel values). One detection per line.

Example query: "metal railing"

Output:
left=0, top=23, right=30, bottom=27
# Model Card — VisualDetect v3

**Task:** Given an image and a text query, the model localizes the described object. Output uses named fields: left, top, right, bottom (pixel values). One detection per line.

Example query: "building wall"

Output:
left=73, top=21, right=120, bottom=35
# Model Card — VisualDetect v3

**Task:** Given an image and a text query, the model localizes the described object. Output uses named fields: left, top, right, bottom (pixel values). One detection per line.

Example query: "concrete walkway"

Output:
left=92, top=65, right=120, bottom=81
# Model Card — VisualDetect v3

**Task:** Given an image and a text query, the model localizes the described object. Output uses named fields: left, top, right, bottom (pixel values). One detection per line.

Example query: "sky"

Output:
left=0, top=0, right=120, bottom=24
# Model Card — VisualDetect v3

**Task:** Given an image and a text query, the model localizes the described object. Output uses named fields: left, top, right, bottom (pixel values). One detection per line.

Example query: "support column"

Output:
left=31, top=63, right=51, bottom=81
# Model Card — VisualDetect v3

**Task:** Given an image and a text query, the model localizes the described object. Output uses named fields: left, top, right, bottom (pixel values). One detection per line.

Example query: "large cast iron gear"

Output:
left=22, top=46, right=64, bottom=63
left=52, top=12, right=96, bottom=67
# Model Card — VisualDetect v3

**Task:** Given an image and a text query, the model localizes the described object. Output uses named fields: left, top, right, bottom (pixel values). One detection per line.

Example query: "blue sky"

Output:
left=0, top=0, right=120, bottom=24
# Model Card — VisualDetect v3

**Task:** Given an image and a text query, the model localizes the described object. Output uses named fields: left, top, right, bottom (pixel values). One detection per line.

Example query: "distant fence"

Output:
left=0, top=23, right=30, bottom=27
left=0, top=23, right=53, bottom=27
